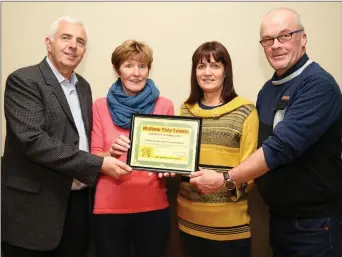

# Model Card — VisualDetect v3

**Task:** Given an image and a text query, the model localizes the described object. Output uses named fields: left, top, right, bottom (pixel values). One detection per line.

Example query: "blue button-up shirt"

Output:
left=46, top=57, right=88, bottom=190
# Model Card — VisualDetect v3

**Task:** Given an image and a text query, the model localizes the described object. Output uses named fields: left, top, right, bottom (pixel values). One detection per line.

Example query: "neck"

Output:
left=202, top=91, right=222, bottom=106
left=60, top=71, right=72, bottom=81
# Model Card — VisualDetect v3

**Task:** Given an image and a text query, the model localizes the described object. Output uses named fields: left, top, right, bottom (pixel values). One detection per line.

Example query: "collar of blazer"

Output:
left=39, top=58, right=66, bottom=86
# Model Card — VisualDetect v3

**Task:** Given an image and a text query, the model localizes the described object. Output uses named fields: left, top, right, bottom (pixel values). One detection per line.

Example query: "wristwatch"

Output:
left=223, top=171, right=237, bottom=196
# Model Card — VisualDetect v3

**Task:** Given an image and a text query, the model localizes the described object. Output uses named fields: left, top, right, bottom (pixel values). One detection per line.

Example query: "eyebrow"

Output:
left=262, top=29, right=292, bottom=39
left=60, top=33, right=86, bottom=42
left=198, top=61, right=221, bottom=65
left=278, top=29, right=292, bottom=34
left=124, top=60, right=147, bottom=65
left=60, top=33, right=72, bottom=38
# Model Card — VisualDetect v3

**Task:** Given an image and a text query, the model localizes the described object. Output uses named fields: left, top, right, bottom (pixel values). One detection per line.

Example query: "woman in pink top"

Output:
left=91, top=40, right=174, bottom=257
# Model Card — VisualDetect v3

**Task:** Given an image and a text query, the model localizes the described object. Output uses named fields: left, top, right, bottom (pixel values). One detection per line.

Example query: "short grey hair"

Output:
left=49, top=16, right=88, bottom=39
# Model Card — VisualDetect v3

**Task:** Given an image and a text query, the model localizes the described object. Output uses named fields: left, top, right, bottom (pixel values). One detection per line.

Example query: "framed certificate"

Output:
left=127, top=114, right=202, bottom=174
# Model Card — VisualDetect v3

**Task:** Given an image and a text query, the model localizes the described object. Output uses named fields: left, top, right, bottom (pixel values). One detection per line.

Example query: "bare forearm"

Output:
left=229, top=147, right=270, bottom=185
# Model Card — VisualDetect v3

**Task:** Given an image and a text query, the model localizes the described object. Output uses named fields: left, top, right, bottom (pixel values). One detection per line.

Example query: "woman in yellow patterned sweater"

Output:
left=177, top=41, right=259, bottom=257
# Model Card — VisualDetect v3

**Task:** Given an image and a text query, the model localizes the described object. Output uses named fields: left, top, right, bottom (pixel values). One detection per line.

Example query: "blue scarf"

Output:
left=107, top=78, right=160, bottom=129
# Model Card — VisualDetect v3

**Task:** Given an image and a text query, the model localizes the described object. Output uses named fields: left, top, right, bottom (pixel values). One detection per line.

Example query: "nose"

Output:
left=271, top=38, right=281, bottom=50
left=204, top=66, right=211, bottom=75
left=132, top=65, right=139, bottom=76
left=69, top=38, right=77, bottom=49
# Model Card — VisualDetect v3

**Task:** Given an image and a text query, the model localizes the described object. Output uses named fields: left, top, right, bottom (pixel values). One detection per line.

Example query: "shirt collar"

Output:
left=45, top=56, right=78, bottom=86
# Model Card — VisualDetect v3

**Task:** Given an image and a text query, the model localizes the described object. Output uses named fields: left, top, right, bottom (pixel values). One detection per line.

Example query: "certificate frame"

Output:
left=127, top=114, right=202, bottom=174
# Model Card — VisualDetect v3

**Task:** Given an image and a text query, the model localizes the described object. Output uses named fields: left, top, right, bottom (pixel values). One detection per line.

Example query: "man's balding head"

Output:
left=260, top=8, right=307, bottom=76
left=261, top=8, right=303, bottom=37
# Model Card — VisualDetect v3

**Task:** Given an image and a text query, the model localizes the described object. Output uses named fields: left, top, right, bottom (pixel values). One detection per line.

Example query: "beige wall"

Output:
left=2, top=2, right=341, bottom=153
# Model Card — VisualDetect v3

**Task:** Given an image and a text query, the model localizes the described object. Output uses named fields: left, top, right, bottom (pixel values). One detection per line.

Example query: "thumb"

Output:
left=189, top=176, right=199, bottom=185
left=190, top=170, right=204, bottom=177
left=114, top=159, right=132, bottom=172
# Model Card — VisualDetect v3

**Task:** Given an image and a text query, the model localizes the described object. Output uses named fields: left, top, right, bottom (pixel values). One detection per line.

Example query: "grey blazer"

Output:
left=2, top=58, right=103, bottom=251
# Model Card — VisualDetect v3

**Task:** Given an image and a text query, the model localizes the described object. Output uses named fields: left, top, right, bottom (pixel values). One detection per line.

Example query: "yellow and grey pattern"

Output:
left=177, top=96, right=258, bottom=241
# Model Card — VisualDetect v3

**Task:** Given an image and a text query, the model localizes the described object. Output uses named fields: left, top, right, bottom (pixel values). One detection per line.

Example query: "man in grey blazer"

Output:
left=2, top=16, right=132, bottom=257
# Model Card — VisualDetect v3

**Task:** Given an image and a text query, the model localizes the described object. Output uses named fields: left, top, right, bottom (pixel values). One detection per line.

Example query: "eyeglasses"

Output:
left=259, top=29, right=303, bottom=47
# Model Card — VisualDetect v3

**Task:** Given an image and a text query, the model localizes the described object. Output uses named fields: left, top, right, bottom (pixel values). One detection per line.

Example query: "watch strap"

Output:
left=223, top=171, right=230, bottom=181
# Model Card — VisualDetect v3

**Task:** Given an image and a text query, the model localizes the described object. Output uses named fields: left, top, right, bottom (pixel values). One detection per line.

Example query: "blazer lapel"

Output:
left=76, top=82, right=90, bottom=135
left=52, top=86, right=77, bottom=129
left=39, top=59, right=77, bottom=130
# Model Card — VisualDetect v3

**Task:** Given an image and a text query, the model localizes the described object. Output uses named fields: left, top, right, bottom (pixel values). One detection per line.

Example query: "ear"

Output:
left=113, top=65, right=120, bottom=77
left=45, top=37, right=53, bottom=53
left=301, top=32, right=307, bottom=48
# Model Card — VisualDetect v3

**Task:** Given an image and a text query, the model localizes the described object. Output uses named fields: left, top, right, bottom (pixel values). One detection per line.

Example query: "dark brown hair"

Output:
left=185, top=41, right=237, bottom=105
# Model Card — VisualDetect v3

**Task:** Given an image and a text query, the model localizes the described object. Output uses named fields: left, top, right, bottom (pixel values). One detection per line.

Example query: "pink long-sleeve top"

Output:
left=91, top=96, right=174, bottom=214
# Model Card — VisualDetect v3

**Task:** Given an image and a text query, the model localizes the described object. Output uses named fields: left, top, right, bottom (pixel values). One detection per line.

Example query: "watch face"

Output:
left=224, top=180, right=236, bottom=191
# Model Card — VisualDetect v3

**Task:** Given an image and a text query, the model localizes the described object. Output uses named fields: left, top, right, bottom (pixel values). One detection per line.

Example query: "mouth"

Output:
left=64, top=53, right=77, bottom=58
left=202, top=79, right=215, bottom=82
left=130, top=80, right=142, bottom=83
left=272, top=54, right=286, bottom=58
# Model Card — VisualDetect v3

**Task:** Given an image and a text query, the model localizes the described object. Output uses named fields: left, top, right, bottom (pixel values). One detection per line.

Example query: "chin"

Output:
left=271, top=62, right=289, bottom=71
left=202, top=87, right=219, bottom=93
left=130, top=85, right=145, bottom=91
left=125, top=86, right=145, bottom=95
left=63, top=60, right=79, bottom=67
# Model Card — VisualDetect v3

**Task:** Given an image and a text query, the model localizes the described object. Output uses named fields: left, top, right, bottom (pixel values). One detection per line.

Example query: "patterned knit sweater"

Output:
left=177, top=96, right=259, bottom=241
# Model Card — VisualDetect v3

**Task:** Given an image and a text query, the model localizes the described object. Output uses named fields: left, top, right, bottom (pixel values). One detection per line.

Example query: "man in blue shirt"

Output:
left=190, top=8, right=342, bottom=257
